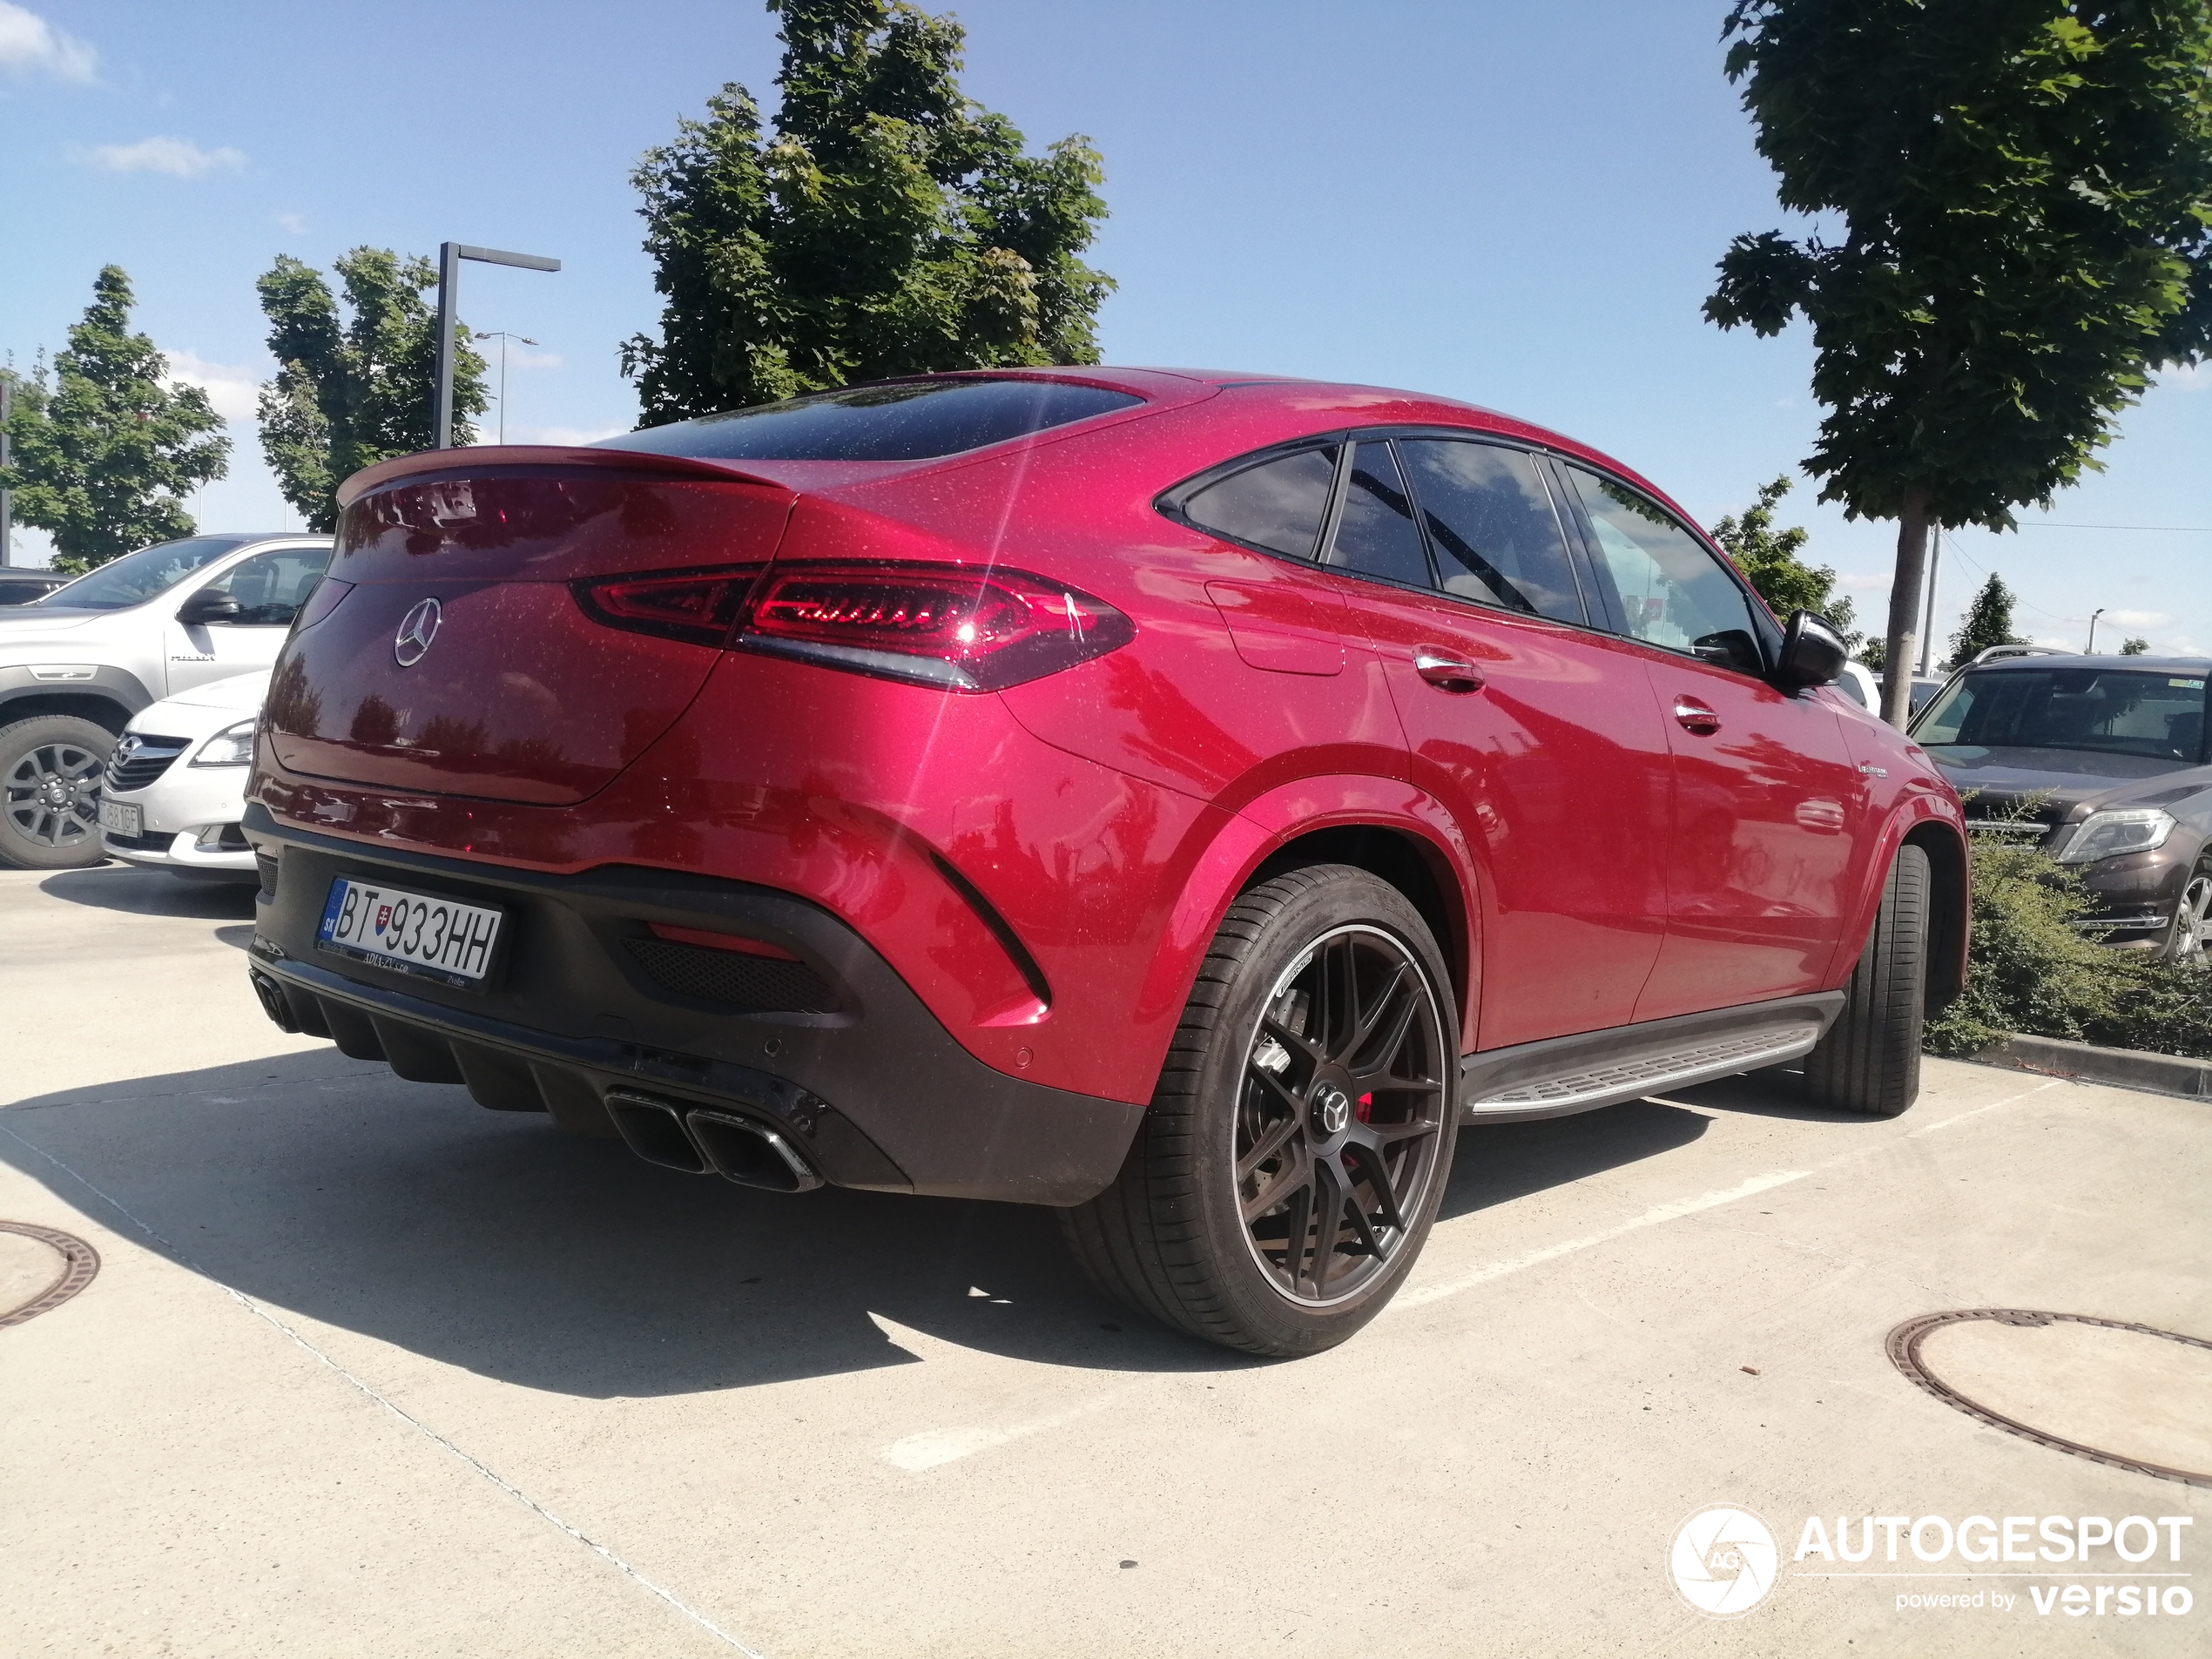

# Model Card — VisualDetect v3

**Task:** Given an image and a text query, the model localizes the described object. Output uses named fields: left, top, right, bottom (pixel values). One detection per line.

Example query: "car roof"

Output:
left=1960, top=654, right=2209, bottom=674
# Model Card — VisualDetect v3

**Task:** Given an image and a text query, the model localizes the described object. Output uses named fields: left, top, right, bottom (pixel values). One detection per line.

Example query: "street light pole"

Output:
left=432, top=243, right=560, bottom=448
left=1916, top=534, right=1942, bottom=675
left=2086, top=608, right=2106, bottom=654
left=0, top=373, right=12, bottom=569
left=475, top=333, right=538, bottom=446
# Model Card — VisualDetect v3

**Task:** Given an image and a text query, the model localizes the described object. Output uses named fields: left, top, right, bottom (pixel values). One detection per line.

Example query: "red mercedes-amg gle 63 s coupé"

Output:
left=245, top=368, right=1967, bottom=1354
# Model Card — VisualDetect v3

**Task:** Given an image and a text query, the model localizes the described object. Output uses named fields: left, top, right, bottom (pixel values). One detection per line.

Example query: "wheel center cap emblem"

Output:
left=394, top=597, right=442, bottom=667
left=1312, top=1084, right=1352, bottom=1136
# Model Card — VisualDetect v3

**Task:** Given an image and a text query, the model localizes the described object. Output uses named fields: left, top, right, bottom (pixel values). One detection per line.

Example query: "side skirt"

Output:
left=1459, top=993, right=1844, bottom=1123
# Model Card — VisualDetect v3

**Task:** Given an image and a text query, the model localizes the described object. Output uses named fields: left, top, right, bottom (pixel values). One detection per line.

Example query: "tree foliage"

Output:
left=256, top=248, right=487, bottom=533
left=622, top=0, right=1114, bottom=424
left=0, top=266, right=229, bottom=572
left=1704, top=0, right=2212, bottom=722
left=1925, top=818, right=2212, bottom=1060
left=1947, top=571, right=2028, bottom=664
left=1709, top=473, right=1860, bottom=646
left=2119, top=635, right=2150, bottom=654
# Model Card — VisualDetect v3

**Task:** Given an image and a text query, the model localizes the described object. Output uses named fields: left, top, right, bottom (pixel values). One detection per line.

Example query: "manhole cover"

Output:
left=0, top=1222, right=99, bottom=1329
left=1890, top=1310, right=2212, bottom=1488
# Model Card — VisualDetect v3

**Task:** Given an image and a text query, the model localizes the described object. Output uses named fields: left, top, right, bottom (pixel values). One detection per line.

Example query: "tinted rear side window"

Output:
left=1399, top=440, right=1583, bottom=624
left=1181, top=446, right=1340, bottom=560
left=1329, top=441, right=1432, bottom=587
left=602, top=378, right=1141, bottom=462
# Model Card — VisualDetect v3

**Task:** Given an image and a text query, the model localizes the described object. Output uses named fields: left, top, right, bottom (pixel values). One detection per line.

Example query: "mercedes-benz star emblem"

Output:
left=393, top=597, right=442, bottom=667
left=1313, top=1084, right=1352, bottom=1136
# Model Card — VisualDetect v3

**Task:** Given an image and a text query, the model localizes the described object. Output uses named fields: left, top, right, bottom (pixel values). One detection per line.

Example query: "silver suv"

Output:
left=0, top=533, right=333, bottom=870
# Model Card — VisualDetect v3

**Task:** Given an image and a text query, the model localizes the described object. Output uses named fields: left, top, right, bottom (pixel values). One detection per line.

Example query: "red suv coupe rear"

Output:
left=246, top=368, right=1966, bottom=1354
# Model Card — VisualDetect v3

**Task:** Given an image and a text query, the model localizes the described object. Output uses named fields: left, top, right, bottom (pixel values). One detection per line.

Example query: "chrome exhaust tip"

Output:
left=604, top=1090, right=712, bottom=1175
left=687, top=1109, right=823, bottom=1193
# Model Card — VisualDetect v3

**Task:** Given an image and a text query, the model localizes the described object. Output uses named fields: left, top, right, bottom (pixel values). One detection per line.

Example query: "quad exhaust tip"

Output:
left=604, top=1090, right=822, bottom=1193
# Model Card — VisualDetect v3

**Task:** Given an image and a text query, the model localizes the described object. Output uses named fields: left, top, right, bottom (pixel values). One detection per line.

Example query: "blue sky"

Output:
left=3, top=0, right=2206, bottom=655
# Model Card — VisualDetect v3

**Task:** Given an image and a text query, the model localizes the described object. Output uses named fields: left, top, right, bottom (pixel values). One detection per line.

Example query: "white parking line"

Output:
left=1391, top=1170, right=1811, bottom=1312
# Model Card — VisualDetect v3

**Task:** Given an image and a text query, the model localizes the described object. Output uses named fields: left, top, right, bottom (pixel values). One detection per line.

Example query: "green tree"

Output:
left=2119, top=636, right=2150, bottom=655
left=256, top=248, right=487, bottom=532
left=1703, top=1, right=2212, bottom=725
left=622, top=0, right=1114, bottom=424
left=1948, top=572, right=2027, bottom=664
left=1709, top=473, right=1859, bottom=647
left=0, top=266, right=229, bottom=572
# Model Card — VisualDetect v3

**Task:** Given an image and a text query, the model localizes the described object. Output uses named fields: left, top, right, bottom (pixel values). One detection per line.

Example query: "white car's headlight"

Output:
left=190, top=718, right=258, bottom=768
left=2053, top=807, right=2178, bottom=865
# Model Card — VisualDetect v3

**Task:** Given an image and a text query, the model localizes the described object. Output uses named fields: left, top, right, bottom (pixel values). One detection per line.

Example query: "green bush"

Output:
left=1924, top=828, right=2211, bottom=1061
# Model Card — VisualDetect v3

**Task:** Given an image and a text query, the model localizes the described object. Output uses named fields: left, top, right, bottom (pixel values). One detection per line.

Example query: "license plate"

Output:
left=98, top=799, right=142, bottom=837
left=317, top=877, right=503, bottom=986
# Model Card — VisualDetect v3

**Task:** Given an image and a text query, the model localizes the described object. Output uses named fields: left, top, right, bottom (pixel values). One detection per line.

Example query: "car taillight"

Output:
left=737, top=563, right=1133, bottom=691
left=292, top=577, right=354, bottom=634
left=572, top=565, right=763, bottom=647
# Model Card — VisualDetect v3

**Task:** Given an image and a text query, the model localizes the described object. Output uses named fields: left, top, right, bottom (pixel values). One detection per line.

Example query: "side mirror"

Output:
left=176, top=590, right=244, bottom=626
left=1775, top=610, right=1847, bottom=691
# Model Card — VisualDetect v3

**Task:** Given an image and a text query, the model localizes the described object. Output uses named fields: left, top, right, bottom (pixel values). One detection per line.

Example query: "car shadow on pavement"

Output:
left=38, top=864, right=259, bottom=921
left=1, top=1047, right=1740, bottom=1396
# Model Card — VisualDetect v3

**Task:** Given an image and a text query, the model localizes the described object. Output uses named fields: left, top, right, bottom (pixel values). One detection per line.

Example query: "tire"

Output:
left=0, top=715, right=112, bottom=871
left=1804, top=842, right=1930, bottom=1117
left=1060, top=865, right=1460, bottom=1356
left=2160, top=858, right=2210, bottom=968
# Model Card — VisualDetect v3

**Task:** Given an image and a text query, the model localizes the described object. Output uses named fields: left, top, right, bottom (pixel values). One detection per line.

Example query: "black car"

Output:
left=1911, top=654, right=2211, bottom=961
left=0, top=571, right=69, bottom=606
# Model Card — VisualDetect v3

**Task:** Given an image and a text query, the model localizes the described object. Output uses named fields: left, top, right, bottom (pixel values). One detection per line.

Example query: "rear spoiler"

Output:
left=335, top=444, right=783, bottom=510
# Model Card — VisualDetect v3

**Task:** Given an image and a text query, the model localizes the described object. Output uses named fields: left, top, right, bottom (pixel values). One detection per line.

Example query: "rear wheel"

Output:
left=1060, top=866, right=1458, bottom=1356
left=1804, top=843, right=1930, bottom=1117
left=0, top=716, right=111, bottom=871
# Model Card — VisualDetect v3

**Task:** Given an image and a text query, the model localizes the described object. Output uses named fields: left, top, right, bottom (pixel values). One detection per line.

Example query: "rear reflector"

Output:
left=646, top=922, right=802, bottom=961
left=738, top=563, right=1132, bottom=691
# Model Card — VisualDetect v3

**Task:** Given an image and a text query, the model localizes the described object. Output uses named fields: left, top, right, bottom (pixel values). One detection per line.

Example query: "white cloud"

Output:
left=273, top=210, right=307, bottom=234
left=2107, top=609, right=2172, bottom=628
left=502, top=344, right=564, bottom=371
left=162, top=349, right=262, bottom=421
left=0, top=3, right=97, bottom=82
left=511, top=423, right=628, bottom=447
left=1838, top=572, right=1892, bottom=591
left=75, top=135, right=246, bottom=179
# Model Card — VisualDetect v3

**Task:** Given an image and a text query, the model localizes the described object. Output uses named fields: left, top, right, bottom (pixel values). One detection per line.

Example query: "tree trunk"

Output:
left=1880, top=487, right=1932, bottom=727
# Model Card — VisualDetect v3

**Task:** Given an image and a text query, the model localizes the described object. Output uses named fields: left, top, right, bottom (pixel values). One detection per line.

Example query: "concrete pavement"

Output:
left=3, top=862, right=2206, bottom=1656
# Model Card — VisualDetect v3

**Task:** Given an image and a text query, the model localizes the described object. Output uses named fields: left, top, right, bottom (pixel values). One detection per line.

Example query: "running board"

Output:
left=1459, top=993, right=1844, bottom=1123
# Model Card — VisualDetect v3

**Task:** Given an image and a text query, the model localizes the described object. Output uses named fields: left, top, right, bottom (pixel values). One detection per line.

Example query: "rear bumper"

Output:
left=244, top=805, right=1144, bottom=1205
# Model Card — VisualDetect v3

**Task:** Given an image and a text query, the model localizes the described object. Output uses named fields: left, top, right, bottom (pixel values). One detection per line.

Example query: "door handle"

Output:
left=1413, top=650, right=1485, bottom=692
left=1673, top=698, right=1722, bottom=735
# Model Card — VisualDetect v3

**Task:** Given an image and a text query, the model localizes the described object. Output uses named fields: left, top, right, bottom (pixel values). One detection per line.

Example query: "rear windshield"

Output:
left=598, top=378, right=1142, bottom=462
left=30, top=537, right=247, bottom=611
left=1915, top=666, right=2209, bottom=763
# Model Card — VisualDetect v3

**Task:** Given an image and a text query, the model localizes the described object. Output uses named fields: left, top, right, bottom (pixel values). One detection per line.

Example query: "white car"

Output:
left=98, top=670, right=271, bottom=882
left=0, top=532, right=332, bottom=869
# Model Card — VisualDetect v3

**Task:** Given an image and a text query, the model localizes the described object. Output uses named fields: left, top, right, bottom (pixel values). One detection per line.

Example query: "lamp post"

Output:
left=431, top=243, right=559, bottom=448
left=2086, top=608, right=2106, bottom=654
left=1916, top=534, right=1942, bottom=675
left=0, top=373, right=12, bottom=568
left=475, top=333, right=538, bottom=446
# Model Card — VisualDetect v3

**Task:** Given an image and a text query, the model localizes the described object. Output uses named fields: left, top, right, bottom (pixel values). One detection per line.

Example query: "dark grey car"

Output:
left=1910, top=655, right=2211, bottom=962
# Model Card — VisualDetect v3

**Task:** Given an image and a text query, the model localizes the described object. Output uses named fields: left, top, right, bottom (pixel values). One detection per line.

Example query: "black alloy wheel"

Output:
left=0, top=715, right=111, bottom=871
left=1237, top=923, right=1452, bottom=1305
left=1061, top=866, right=1459, bottom=1356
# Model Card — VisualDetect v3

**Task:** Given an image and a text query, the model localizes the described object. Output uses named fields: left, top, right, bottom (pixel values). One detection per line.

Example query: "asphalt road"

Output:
left=3, top=862, right=2206, bottom=1657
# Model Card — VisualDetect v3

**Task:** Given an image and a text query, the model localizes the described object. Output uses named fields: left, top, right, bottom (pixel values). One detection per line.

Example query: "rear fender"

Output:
left=1139, top=777, right=1483, bottom=1056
